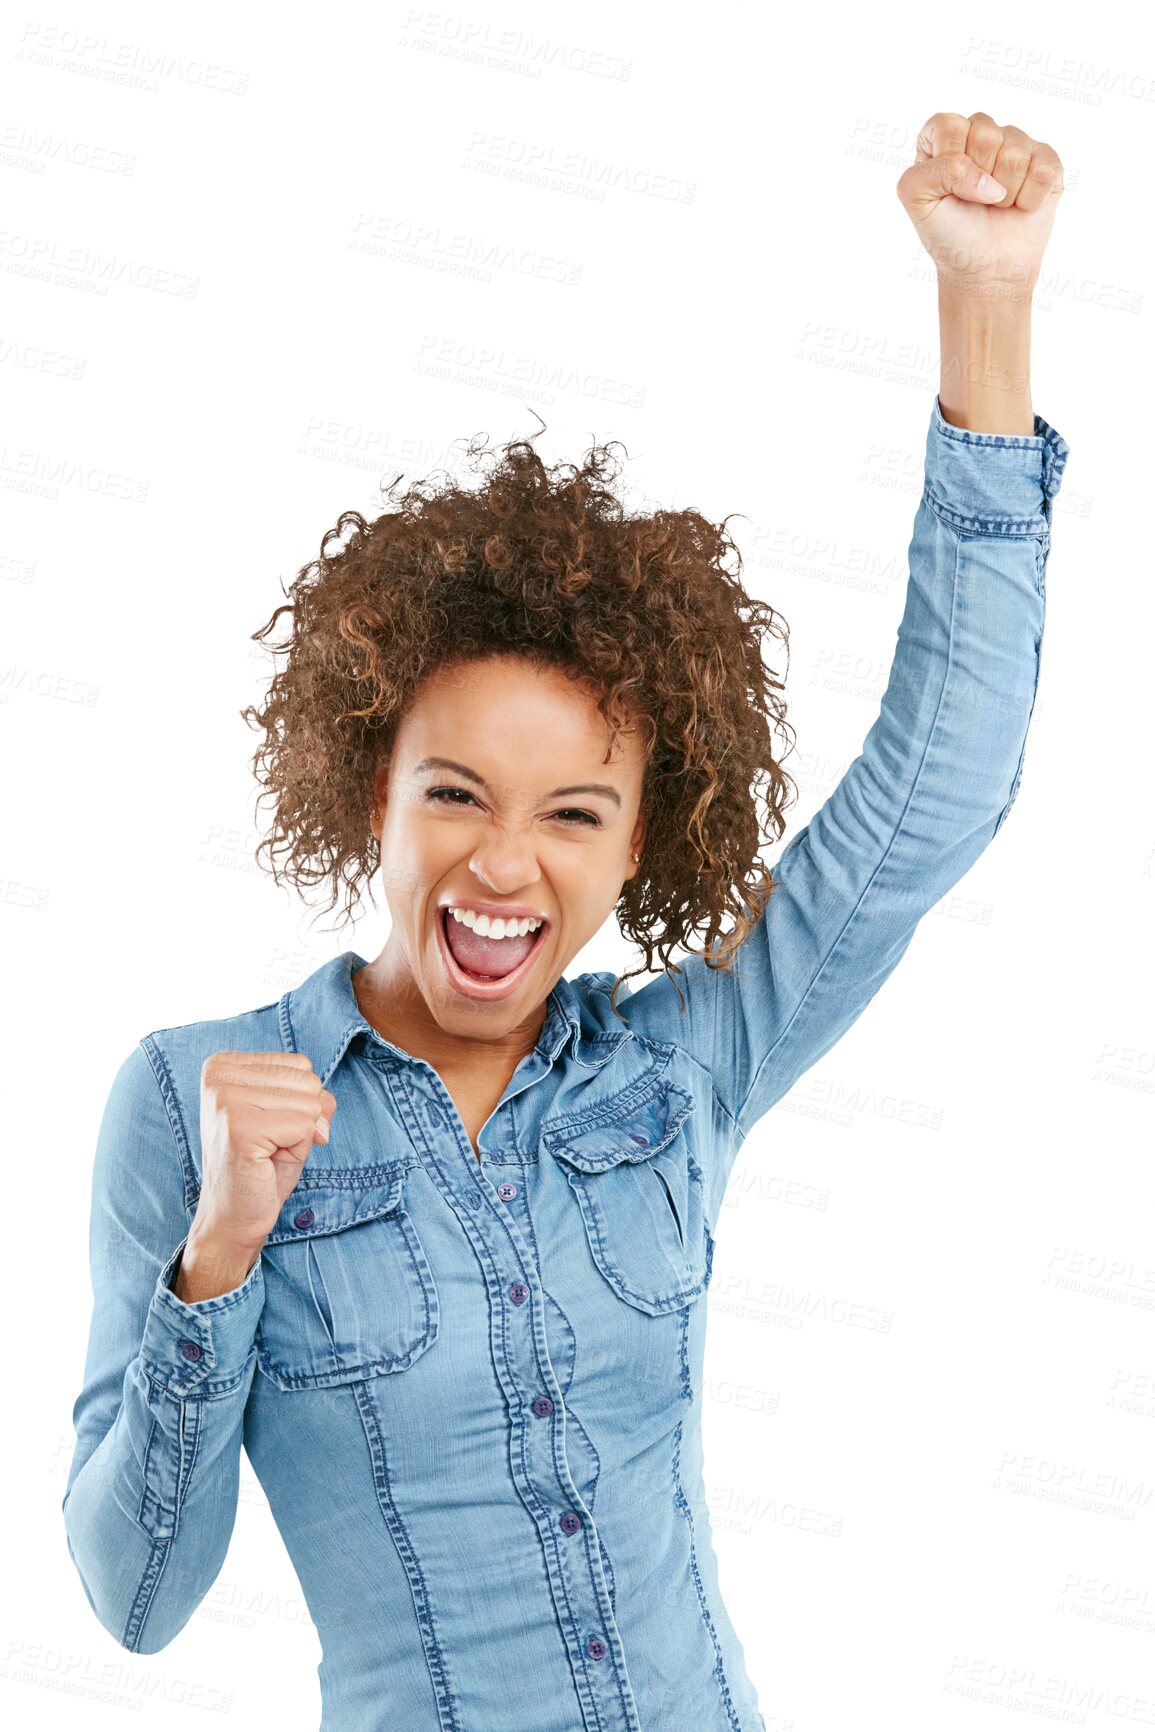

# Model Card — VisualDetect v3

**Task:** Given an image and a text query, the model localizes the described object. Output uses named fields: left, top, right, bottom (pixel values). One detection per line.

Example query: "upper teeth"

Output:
left=448, top=907, right=543, bottom=940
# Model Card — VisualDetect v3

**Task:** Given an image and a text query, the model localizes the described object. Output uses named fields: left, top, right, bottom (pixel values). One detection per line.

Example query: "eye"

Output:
left=424, top=787, right=600, bottom=827
left=552, top=809, right=601, bottom=828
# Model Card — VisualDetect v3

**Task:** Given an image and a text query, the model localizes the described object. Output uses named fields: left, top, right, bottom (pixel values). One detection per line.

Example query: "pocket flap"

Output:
left=543, top=1081, right=696, bottom=1173
left=264, top=1163, right=410, bottom=1245
left=256, top=1160, right=439, bottom=1389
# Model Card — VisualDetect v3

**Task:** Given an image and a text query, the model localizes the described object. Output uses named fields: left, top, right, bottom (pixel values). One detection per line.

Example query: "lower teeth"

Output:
left=459, top=956, right=503, bottom=980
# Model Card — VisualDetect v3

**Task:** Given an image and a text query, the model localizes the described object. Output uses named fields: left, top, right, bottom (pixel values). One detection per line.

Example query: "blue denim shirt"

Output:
left=64, top=395, right=1069, bottom=1732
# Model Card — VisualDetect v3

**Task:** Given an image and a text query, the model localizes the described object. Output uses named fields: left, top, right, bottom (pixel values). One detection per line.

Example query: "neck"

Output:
left=352, top=953, right=546, bottom=1075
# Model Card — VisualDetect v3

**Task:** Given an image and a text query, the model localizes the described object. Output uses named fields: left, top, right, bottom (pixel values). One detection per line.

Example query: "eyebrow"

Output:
left=412, top=756, right=623, bottom=810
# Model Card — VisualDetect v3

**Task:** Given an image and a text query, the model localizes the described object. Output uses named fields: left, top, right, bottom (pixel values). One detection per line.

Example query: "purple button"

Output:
left=179, top=1340, right=203, bottom=1362
left=630, top=1133, right=649, bottom=1147
left=560, top=1511, right=581, bottom=1535
left=587, top=1635, right=607, bottom=1660
left=293, top=1208, right=315, bottom=1230
left=497, top=1182, right=517, bottom=1201
left=510, top=1282, right=529, bottom=1305
left=531, top=1395, right=554, bottom=1419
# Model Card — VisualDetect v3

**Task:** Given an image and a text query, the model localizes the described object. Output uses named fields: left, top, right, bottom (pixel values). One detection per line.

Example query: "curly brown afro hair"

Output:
left=241, top=430, right=798, bottom=1020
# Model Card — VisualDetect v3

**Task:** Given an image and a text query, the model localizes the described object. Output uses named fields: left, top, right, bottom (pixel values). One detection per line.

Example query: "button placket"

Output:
left=384, top=1064, right=632, bottom=1724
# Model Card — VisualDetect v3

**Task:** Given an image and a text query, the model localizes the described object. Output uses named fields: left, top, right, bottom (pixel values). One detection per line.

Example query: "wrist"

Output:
left=937, top=279, right=1034, bottom=435
left=938, top=275, right=1034, bottom=321
left=173, top=1227, right=262, bottom=1303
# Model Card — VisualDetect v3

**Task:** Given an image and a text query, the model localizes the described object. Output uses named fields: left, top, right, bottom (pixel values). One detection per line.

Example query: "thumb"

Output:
left=899, top=151, right=1008, bottom=211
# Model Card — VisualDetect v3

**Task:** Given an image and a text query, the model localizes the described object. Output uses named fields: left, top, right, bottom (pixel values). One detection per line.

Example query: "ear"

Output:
left=625, top=815, right=646, bottom=880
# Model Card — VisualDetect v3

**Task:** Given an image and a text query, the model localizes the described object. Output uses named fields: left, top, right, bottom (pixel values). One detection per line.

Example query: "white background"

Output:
left=4, top=1, right=1152, bottom=1727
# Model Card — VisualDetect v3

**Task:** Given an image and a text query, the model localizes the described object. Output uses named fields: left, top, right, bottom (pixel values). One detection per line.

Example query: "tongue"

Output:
left=446, top=915, right=536, bottom=979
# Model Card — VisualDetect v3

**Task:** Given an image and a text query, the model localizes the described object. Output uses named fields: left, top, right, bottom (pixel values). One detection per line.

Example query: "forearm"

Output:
left=64, top=1235, right=265, bottom=1652
left=938, top=282, right=1034, bottom=435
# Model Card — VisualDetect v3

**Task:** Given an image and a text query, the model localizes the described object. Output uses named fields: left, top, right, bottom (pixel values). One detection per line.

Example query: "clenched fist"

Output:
left=897, top=110, right=1065, bottom=298
left=174, top=1053, right=336, bottom=1300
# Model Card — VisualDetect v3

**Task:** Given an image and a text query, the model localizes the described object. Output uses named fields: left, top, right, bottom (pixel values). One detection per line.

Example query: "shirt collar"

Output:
left=279, top=950, right=584, bottom=1089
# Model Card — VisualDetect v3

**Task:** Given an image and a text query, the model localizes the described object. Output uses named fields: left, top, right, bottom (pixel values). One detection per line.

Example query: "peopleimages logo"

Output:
left=396, top=11, right=633, bottom=82
left=1, top=1636, right=234, bottom=1713
left=14, top=24, right=249, bottom=96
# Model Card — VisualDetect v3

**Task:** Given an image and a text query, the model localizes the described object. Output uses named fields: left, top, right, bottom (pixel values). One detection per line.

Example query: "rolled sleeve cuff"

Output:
left=140, top=1236, right=265, bottom=1399
left=924, top=393, right=1070, bottom=536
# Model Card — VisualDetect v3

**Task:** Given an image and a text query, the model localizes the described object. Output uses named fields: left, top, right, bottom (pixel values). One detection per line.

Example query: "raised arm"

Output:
left=62, top=1041, right=265, bottom=1652
left=614, top=111, right=1069, bottom=1149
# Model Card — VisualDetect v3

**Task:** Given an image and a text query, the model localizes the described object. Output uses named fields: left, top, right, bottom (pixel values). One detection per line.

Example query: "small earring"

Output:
left=371, top=803, right=380, bottom=824
left=631, top=853, right=640, bottom=864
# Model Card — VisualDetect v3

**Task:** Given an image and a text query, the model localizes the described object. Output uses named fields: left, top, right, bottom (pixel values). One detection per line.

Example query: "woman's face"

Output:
left=366, top=655, right=647, bottom=1055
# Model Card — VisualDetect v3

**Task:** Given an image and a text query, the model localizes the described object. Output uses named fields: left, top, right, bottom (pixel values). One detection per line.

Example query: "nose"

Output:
left=467, top=827, right=544, bottom=896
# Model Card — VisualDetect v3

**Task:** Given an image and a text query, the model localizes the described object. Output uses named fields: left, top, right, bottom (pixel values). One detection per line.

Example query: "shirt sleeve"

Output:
left=614, top=393, right=1070, bottom=1148
left=62, top=1039, right=266, bottom=1653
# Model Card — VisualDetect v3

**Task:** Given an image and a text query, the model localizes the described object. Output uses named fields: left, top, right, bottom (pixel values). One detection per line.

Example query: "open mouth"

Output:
left=437, top=907, right=549, bottom=995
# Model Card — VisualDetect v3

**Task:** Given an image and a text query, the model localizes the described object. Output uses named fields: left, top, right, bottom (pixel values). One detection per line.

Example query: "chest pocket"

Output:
left=544, top=1080, right=713, bottom=1317
left=254, top=1161, right=439, bottom=1391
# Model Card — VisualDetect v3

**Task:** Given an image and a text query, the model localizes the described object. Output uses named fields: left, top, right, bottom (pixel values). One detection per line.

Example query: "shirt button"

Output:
left=509, top=1282, right=529, bottom=1305
left=560, top=1511, right=581, bottom=1535
left=179, top=1340, right=203, bottom=1362
left=630, top=1133, right=649, bottom=1147
left=531, top=1395, right=554, bottom=1418
left=293, top=1208, right=315, bottom=1229
left=497, top=1182, right=517, bottom=1201
left=587, top=1635, right=607, bottom=1660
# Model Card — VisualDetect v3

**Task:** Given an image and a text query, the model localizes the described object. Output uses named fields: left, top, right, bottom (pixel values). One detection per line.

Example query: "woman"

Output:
left=63, top=112, right=1069, bottom=1732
